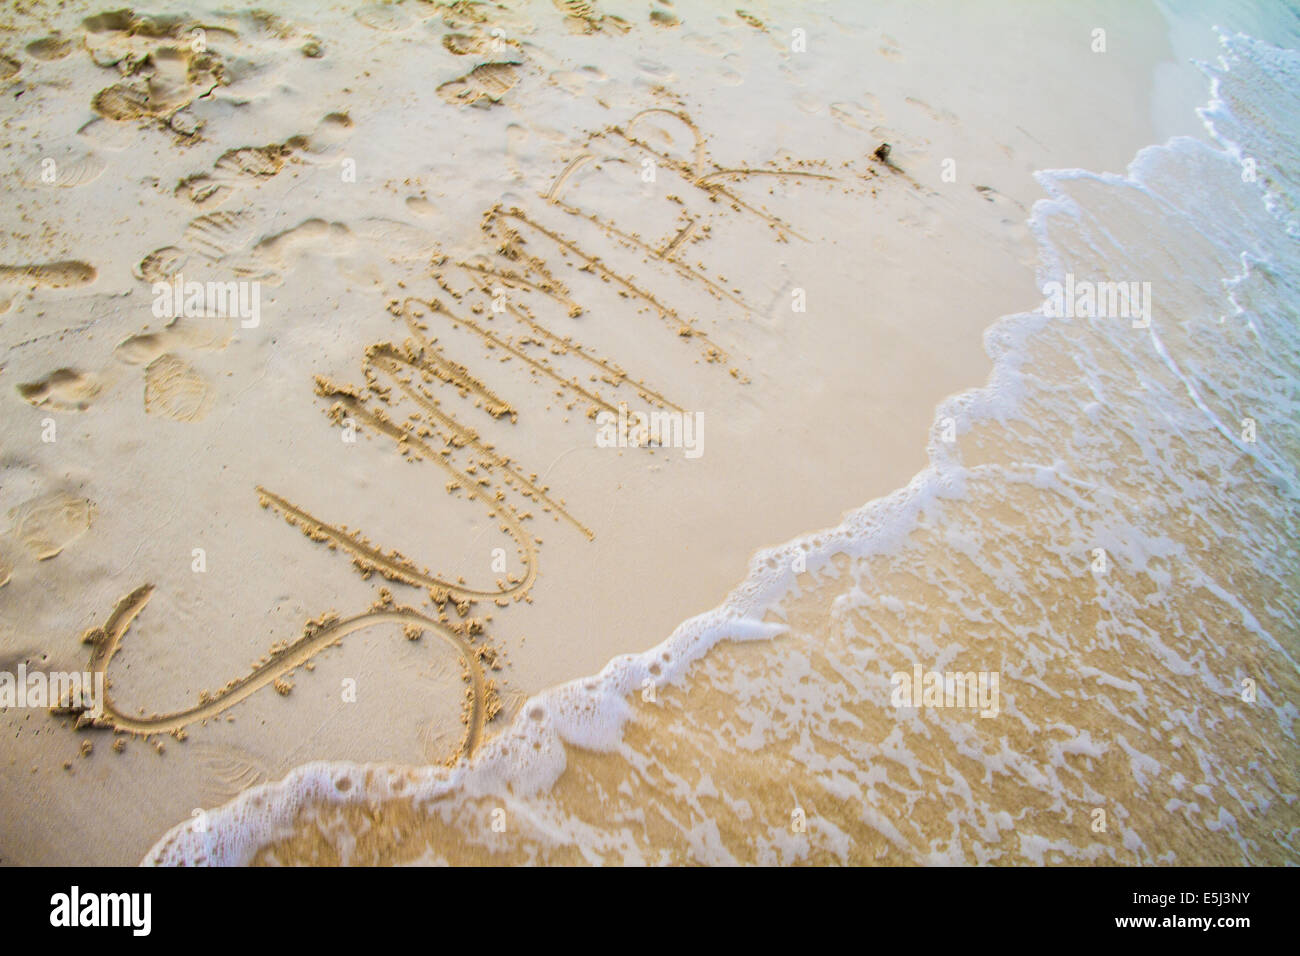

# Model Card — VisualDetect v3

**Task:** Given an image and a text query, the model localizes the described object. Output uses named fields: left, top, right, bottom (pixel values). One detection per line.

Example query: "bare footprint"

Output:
left=405, top=196, right=436, bottom=217
left=354, top=219, right=438, bottom=261
left=16, top=367, right=106, bottom=411
left=25, top=35, right=73, bottom=61
left=286, top=112, right=354, bottom=163
left=252, top=218, right=353, bottom=265
left=0, top=261, right=96, bottom=313
left=115, top=317, right=232, bottom=365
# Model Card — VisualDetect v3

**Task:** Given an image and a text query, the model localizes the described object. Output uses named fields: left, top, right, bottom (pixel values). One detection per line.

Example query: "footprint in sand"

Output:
left=81, top=9, right=188, bottom=39
left=18, top=318, right=228, bottom=416
left=25, top=35, right=72, bottom=61
left=354, top=4, right=415, bottom=32
left=257, top=218, right=439, bottom=286
left=145, top=214, right=264, bottom=280
left=548, top=66, right=608, bottom=98
left=0, top=261, right=96, bottom=313
left=143, top=353, right=215, bottom=422
left=251, top=218, right=353, bottom=269
left=89, top=48, right=223, bottom=122
left=0, top=53, right=21, bottom=81
left=637, top=60, right=676, bottom=83
left=0, top=491, right=95, bottom=586
left=9, top=493, right=94, bottom=560
left=259, top=217, right=434, bottom=266
left=442, top=29, right=523, bottom=57
left=75, top=116, right=137, bottom=152
left=182, top=210, right=259, bottom=260
left=175, top=111, right=351, bottom=207
left=140, top=115, right=362, bottom=285
left=175, top=144, right=292, bottom=208
left=235, top=9, right=295, bottom=40
left=650, top=8, right=681, bottom=29
left=286, top=112, right=354, bottom=165
left=121, top=319, right=226, bottom=419
left=91, top=82, right=154, bottom=120
left=81, top=9, right=226, bottom=103
left=554, top=0, right=630, bottom=35
left=441, top=33, right=482, bottom=55
left=405, top=196, right=436, bottom=217
left=114, top=317, right=232, bottom=365
left=15, top=367, right=106, bottom=411
left=18, top=152, right=107, bottom=189
left=795, top=92, right=824, bottom=115
left=682, top=32, right=731, bottom=57
left=437, top=62, right=521, bottom=107
left=136, top=246, right=189, bottom=283
left=354, top=219, right=439, bottom=261
left=140, top=112, right=352, bottom=280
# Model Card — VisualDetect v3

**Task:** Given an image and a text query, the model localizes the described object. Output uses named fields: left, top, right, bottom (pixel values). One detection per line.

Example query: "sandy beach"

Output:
left=1, top=0, right=1296, bottom=866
